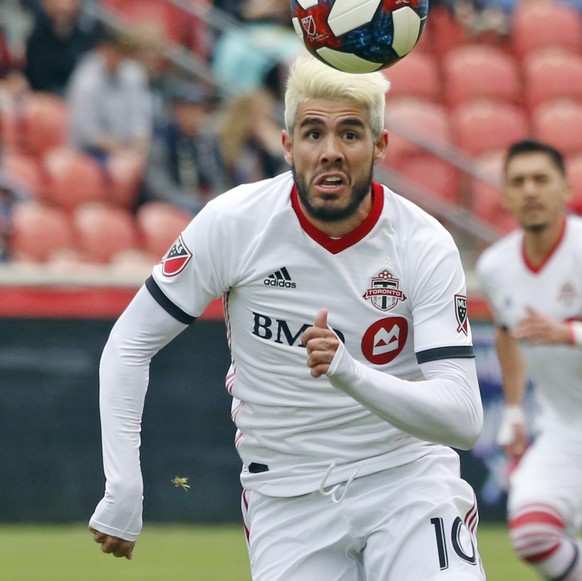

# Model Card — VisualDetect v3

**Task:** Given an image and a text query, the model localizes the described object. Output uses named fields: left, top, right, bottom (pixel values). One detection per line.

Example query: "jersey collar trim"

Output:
left=522, top=216, right=567, bottom=274
left=290, top=182, right=384, bottom=254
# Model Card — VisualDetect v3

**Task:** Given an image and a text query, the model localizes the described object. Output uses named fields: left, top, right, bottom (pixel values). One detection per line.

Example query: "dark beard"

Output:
left=292, top=166, right=373, bottom=223
left=524, top=222, right=548, bottom=234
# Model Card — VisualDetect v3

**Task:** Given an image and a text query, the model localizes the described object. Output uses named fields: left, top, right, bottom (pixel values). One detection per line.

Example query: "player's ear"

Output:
left=282, top=130, right=293, bottom=165
left=374, top=129, right=389, bottom=164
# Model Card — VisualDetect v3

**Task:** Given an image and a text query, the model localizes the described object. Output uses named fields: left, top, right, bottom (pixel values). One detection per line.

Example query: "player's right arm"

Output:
left=89, top=285, right=190, bottom=555
left=494, top=326, right=529, bottom=461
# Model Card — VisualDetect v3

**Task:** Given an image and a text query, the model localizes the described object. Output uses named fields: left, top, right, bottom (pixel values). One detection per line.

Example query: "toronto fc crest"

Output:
left=455, top=294, right=468, bottom=335
left=363, top=270, right=407, bottom=312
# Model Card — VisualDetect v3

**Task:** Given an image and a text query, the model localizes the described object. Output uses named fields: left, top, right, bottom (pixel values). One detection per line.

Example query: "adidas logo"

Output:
left=264, top=267, right=296, bottom=289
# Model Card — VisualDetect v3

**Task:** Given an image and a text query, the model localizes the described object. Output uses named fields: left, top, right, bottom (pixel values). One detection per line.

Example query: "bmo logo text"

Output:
left=252, top=312, right=345, bottom=346
left=361, top=317, right=408, bottom=364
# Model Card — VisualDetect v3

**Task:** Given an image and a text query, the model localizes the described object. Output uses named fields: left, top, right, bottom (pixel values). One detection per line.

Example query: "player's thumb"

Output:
left=314, top=308, right=328, bottom=329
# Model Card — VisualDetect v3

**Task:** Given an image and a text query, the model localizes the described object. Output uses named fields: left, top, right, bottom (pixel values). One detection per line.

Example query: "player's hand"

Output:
left=301, top=308, right=340, bottom=378
left=89, top=526, right=135, bottom=560
left=496, top=405, right=528, bottom=461
left=512, top=307, right=569, bottom=345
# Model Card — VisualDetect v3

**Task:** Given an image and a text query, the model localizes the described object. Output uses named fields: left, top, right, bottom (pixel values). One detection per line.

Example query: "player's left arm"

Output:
left=303, top=309, right=483, bottom=450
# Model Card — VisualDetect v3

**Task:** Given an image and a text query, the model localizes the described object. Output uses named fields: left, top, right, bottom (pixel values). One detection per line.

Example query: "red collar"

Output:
left=291, top=182, right=384, bottom=254
left=522, top=216, right=567, bottom=273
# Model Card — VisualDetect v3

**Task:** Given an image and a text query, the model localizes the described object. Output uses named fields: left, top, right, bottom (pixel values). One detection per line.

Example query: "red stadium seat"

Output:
left=20, top=92, right=69, bottom=157
left=106, top=150, right=145, bottom=209
left=470, top=151, right=517, bottom=234
left=10, top=201, right=76, bottom=262
left=73, top=202, right=141, bottom=264
left=511, top=1, right=582, bottom=59
left=396, top=155, right=461, bottom=203
left=442, top=44, right=522, bottom=108
left=532, top=100, right=582, bottom=156
left=451, top=100, right=529, bottom=158
left=43, top=147, right=107, bottom=211
left=424, top=6, right=467, bottom=57
left=0, top=108, right=23, bottom=152
left=1, top=152, right=44, bottom=199
left=384, top=51, right=442, bottom=103
left=136, top=201, right=192, bottom=260
left=524, top=49, right=582, bottom=112
left=385, top=99, right=452, bottom=164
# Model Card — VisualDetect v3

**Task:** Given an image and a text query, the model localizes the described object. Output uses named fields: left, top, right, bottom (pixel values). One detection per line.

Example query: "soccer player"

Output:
left=476, top=139, right=582, bottom=581
left=89, top=55, right=485, bottom=580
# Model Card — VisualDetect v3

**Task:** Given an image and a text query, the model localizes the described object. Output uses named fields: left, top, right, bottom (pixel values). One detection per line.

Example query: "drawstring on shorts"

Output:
left=318, top=458, right=360, bottom=503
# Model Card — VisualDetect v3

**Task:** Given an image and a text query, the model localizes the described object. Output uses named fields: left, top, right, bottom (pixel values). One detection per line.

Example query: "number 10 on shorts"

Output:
left=431, top=516, right=477, bottom=570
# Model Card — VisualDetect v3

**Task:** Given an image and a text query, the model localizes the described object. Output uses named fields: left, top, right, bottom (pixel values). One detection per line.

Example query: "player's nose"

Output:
left=319, top=135, right=344, bottom=164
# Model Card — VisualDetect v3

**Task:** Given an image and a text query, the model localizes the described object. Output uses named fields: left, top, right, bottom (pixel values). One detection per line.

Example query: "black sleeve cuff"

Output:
left=416, top=345, right=475, bottom=364
left=145, top=276, right=196, bottom=325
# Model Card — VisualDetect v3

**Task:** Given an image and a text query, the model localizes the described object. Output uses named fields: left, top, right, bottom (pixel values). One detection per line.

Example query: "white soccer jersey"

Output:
left=476, top=215, right=582, bottom=429
left=147, top=171, right=475, bottom=496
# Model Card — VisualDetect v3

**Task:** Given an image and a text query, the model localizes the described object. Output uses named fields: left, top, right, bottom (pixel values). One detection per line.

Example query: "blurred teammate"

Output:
left=477, top=139, right=582, bottom=581
left=89, top=55, right=485, bottom=580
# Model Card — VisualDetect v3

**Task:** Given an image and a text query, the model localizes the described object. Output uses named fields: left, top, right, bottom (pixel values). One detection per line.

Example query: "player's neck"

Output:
left=522, top=215, right=566, bottom=267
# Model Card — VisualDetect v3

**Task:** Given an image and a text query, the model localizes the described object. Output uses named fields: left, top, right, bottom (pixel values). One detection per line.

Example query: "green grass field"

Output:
left=0, top=523, right=535, bottom=580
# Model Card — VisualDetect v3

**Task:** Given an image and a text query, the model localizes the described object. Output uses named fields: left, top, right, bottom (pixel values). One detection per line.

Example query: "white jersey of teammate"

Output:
left=147, top=171, right=475, bottom=496
left=476, top=215, right=582, bottom=432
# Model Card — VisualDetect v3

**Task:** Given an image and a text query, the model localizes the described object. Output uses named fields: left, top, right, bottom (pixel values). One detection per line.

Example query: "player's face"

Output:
left=282, top=99, right=388, bottom=235
left=504, top=152, right=571, bottom=233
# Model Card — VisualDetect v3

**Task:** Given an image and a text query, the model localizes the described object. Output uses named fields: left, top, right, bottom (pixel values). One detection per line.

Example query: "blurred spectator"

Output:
left=0, top=28, right=12, bottom=79
left=213, top=0, right=292, bottom=24
left=0, top=40, right=30, bottom=153
left=448, top=0, right=512, bottom=42
left=211, top=0, right=302, bottom=97
left=19, top=0, right=43, bottom=14
left=0, top=185, right=14, bottom=261
left=24, top=0, right=102, bottom=96
left=0, top=169, right=28, bottom=261
left=212, top=0, right=244, bottom=21
left=67, top=26, right=152, bottom=165
left=129, top=23, right=176, bottom=135
left=141, top=80, right=227, bottom=215
left=217, top=89, right=286, bottom=185
left=240, top=0, right=293, bottom=25
left=0, top=1, right=32, bottom=63
left=0, top=65, right=30, bottom=117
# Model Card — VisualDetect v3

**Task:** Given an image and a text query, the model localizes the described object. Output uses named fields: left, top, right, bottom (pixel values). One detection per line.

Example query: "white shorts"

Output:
left=242, top=450, right=486, bottom=581
left=508, top=428, right=582, bottom=532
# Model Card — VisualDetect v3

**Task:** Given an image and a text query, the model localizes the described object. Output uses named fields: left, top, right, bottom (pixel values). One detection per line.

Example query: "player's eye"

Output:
left=509, top=177, right=524, bottom=187
left=305, top=129, right=322, bottom=140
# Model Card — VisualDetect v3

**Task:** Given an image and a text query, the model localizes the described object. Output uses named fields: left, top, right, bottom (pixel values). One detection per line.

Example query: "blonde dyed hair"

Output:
left=284, top=55, right=391, bottom=138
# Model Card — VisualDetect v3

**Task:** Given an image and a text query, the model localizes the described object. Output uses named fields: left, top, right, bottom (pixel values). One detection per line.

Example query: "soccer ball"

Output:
left=290, top=0, right=429, bottom=74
